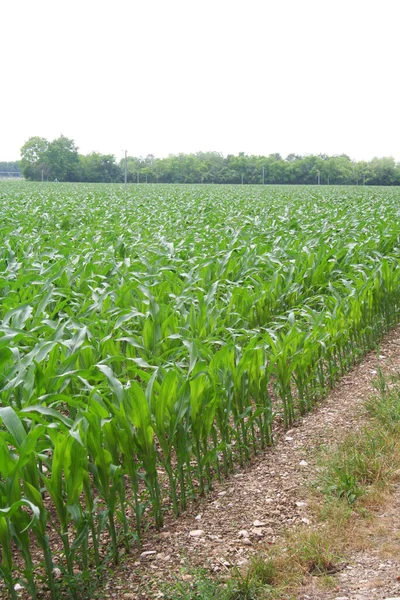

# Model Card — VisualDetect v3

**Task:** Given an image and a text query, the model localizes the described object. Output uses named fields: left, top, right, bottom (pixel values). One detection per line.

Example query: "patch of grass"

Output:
left=317, top=496, right=354, bottom=525
left=247, top=556, right=276, bottom=587
left=366, top=371, right=400, bottom=434
left=318, top=429, right=399, bottom=504
left=225, top=568, right=268, bottom=600
left=161, top=560, right=278, bottom=600
left=318, top=573, right=337, bottom=589
left=286, top=529, right=343, bottom=575
left=318, top=376, right=400, bottom=506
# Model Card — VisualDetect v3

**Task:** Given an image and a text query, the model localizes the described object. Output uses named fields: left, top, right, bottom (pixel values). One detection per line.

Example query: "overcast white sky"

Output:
left=1, top=0, right=399, bottom=162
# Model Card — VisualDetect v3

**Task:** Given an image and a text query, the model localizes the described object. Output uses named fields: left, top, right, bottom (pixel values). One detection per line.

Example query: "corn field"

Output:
left=1, top=182, right=400, bottom=598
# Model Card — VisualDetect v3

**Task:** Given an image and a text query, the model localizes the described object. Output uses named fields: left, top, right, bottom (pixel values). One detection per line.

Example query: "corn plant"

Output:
left=1, top=181, right=400, bottom=597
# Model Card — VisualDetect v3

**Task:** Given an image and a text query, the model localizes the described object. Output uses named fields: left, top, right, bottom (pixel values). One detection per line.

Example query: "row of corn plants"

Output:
left=0, top=182, right=400, bottom=597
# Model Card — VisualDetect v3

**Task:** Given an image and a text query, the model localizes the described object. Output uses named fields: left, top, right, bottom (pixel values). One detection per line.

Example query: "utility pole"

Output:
left=241, top=174, right=244, bottom=185
left=317, top=170, right=321, bottom=185
left=41, top=169, right=44, bottom=183
left=137, top=172, right=139, bottom=184
left=262, top=166, right=265, bottom=185
left=124, top=150, right=127, bottom=189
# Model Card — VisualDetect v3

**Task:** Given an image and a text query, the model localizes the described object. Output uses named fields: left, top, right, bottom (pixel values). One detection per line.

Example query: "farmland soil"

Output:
left=104, top=327, right=400, bottom=600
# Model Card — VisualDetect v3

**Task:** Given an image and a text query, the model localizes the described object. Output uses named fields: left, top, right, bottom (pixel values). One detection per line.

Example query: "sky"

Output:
left=2, top=0, right=399, bottom=162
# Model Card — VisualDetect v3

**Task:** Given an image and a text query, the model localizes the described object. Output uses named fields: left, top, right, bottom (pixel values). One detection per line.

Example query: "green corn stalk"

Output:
left=126, top=380, right=162, bottom=527
left=83, top=404, right=121, bottom=564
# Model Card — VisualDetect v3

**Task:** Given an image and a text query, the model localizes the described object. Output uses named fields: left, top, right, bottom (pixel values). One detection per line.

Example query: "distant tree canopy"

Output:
left=0, top=161, right=21, bottom=177
left=18, top=136, right=400, bottom=185
left=20, top=136, right=81, bottom=182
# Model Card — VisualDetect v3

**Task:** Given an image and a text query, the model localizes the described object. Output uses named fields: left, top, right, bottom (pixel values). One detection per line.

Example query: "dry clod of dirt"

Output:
left=238, top=529, right=249, bottom=538
left=140, top=551, right=157, bottom=559
left=188, top=529, right=204, bottom=537
left=158, top=531, right=171, bottom=539
left=241, top=538, right=252, bottom=545
left=250, top=527, right=264, bottom=537
left=253, top=519, right=266, bottom=527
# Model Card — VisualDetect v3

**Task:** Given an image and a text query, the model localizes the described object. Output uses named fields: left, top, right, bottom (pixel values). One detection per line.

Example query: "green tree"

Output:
left=123, top=156, right=145, bottom=183
left=80, top=153, right=121, bottom=182
left=264, top=154, right=286, bottom=183
left=228, top=153, right=249, bottom=183
left=20, top=136, right=49, bottom=180
left=18, top=140, right=400, bottom=185
left=352, top=160, right=372, bottom=185
left=20, top=135, right=80, bottom=181
left=368, top=157, right=398, bottom=185
left=45, top=135, right=80, bottom=181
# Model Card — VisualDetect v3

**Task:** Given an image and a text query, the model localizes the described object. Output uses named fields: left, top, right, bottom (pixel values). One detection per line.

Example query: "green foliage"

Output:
left=161, top=563, right=276, bottom=600
left=79, top=152, right=121, bottom=183
left=20, top=136, right=120, bottom=182
left=1, top=182, right=400, bottom=597
left=366, top=371, right=400, bottom=433
left=320, top=430, right=399, bottom=504
left=19, top=136, right=49, bottom=180
left=224, top=570, right=265, bottom=600
left=20, top=135, right=80, bottom=181
left=247, top=557, right=276, bottom=586
left=44, top=135, right=80, bottom=181
left=18, top=137, right=400, bottom=183
left=120, top=151, right=400, bottom=185
left=162, top=569, right=221, bottom=599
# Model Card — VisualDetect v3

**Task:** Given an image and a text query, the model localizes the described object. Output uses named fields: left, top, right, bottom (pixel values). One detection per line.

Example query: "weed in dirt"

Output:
left=161, top=569, right=221, bottom=600
left=318, top=497, right=353, bottom=525
left=59, top=570, right=104, bottom=600
left=286, top=529, right=343, bottom=576
left=161, top=561, right=278, bottom=600
left=367, top=372, right=400, bottom=434
left=318, top=427, right=399, bottom=505
left=318, top=375, right=400, bottom=507
left=225, top=568, right=271, bottom=600
left=317, top=573, right=337, bottom=589
left=247, top=556, right=276, bottom=586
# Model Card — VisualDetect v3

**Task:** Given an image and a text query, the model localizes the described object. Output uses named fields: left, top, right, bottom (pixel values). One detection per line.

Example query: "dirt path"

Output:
left=106, top=327, right=400, bottom=600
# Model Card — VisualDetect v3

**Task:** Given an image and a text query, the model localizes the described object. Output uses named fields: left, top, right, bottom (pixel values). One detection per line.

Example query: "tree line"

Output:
left=0, top=161, right=21, bottom=177
left=17, top=135, right=400, bottom=185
